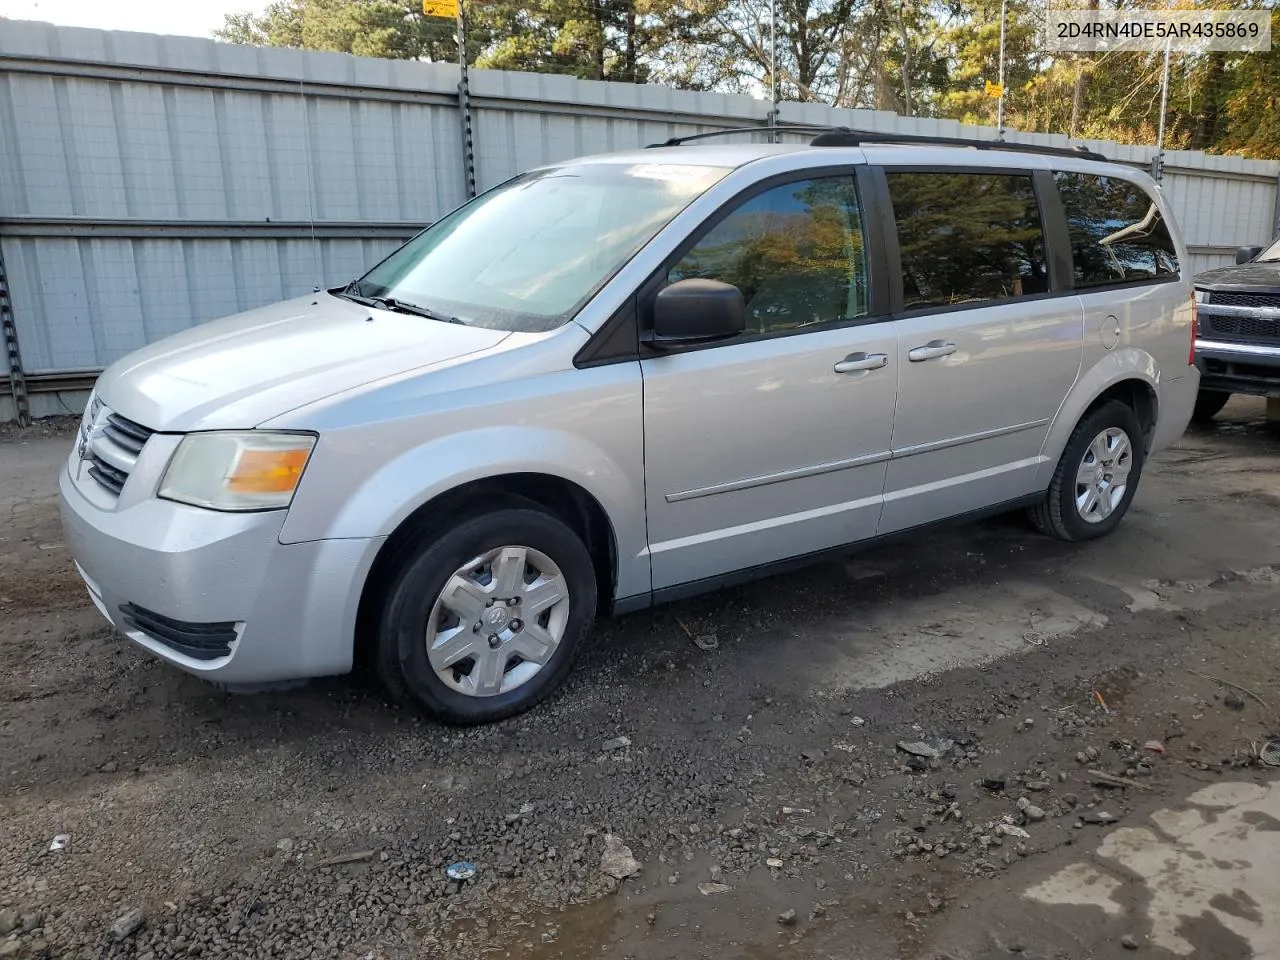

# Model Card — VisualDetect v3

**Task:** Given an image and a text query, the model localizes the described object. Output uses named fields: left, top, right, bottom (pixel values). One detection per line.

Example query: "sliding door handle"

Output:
left=834, top=352, right=889, bottom=374
left=908, top=340, right=957, bottom=362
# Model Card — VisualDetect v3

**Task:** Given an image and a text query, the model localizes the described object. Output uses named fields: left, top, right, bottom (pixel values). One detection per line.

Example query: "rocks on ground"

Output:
left=110, top=907, right=145, bottom=941
left=599, top=835, right=640, bottom=880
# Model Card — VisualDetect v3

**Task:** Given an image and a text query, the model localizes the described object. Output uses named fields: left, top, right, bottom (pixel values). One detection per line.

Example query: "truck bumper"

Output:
left=1195, top=339, right=1280, bottom=397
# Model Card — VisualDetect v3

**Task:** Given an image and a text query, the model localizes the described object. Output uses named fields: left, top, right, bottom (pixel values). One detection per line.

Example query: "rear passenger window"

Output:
left=1055, top=172, right=1179, bottom=287
left=668, top=176, right=867, bottom=335
left=886, top=172, right=1048, bottom=309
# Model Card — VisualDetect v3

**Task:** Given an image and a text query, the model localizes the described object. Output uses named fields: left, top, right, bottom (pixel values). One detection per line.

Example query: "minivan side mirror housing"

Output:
left=1235, top=245, right=1264, bottom=264
left=651, top=279, right=746, bottom=346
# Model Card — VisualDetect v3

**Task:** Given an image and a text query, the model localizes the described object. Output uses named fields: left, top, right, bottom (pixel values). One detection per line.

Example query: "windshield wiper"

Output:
left=372, top=297, right=466, bottom=324
left=335, top=284, right=465, bottom=324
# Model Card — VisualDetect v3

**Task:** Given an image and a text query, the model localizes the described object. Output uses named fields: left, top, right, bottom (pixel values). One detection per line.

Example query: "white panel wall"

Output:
left=0, top=18, right=1277, bottom=385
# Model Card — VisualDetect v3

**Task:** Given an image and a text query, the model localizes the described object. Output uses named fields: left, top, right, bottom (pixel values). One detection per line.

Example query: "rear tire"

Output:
left=1191, top=390, right=1230, bottom=423
left=375, top=506, right=597, bottom=725
left=1029, top=400, right=1146, bottom=543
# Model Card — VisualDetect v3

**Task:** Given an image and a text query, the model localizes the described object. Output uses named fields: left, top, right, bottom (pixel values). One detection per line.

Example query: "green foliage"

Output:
left=935, top=0, right=1039, bottom=123
left=1217, top=11, right=1280, bottom=158
left=214, top=0, right=1280, bottom=158
left=475, top=0, right=712, bottom=82
left=215, top=0, right=460, bottom=61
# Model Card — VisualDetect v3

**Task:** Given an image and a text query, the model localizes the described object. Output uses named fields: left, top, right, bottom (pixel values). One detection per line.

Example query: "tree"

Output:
left=933, top=0, right=1041, bottom=126
left=1213, top=11, right=1280, bottom=158
left=212, top=0, right=1280, bottom=159
left=216, top=0, right=463, bottom=62
left=217, top=1, right=304, bottom=47
left=684, top=0, right=936, bottom=109
left=216, top=0, right=719, bottom=81
left=476, top=0, right=718, bottom=83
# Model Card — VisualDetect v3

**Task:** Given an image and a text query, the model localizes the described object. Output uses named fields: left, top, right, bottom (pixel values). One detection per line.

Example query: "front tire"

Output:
left=1029, top=400, right=1146, bottom=543
left=375, top=506, right=597, bottom=724
left=1191, top=390, right=1230, bottom=423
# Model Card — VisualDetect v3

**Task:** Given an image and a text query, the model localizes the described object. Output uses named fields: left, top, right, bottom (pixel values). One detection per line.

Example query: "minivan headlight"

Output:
left=159, top=432, right=316, bottom=511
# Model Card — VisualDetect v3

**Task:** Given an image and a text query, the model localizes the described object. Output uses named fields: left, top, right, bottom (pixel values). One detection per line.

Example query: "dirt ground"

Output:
left=2, top=399, right=1279, bottom=960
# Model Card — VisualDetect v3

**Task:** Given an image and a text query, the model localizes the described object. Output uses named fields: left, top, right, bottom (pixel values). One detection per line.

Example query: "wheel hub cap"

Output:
left=424, top=544, right=571, bottom=698
left=1075, top=427, right=1133, bottom=525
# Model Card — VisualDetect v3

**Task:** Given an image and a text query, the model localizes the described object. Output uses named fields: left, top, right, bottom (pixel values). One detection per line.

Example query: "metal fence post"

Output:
left=769, top=0, right=779, bottom=143
left=996, top=0, right=1007, bottom=140
left=1273, top=171, right=1280, bottom=239
left=458, top=0, right=477, bottom=200
left=1151, top=37, right=1171, bottom=182
left=0, top=240, right=31, bottom=426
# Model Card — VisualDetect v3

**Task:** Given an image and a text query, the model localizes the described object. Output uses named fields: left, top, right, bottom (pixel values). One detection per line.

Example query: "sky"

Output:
left=0, top=0, right=266, bottom=38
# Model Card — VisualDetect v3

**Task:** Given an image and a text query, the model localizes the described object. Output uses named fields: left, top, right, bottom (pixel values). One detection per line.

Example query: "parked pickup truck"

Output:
left=1193, top=239, right=1280, bottom=420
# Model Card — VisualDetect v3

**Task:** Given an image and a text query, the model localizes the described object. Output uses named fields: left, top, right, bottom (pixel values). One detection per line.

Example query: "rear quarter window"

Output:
left=1054, top=172, right=1179, bottom=288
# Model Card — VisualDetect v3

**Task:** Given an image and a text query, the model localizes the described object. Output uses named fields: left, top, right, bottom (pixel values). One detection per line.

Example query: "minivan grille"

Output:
left=1207, top=291, right=1280, bottom=309
left=79, top=402, right=155, bottom=499
left=103, top=413, right=153, bottom=455
left=87, top=458, right=129, bottom=495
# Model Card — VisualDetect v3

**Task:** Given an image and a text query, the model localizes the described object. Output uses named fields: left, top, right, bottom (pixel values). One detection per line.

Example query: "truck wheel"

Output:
left=1029, top=400, right=1146, bottom=543
left=1191, top=390, right=1230, bottom=423
left=376, top=506, right=597, bottom=724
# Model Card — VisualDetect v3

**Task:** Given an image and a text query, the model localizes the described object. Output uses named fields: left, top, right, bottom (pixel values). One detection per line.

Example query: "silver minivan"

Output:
left=59, top=130, right=1200, bottom=723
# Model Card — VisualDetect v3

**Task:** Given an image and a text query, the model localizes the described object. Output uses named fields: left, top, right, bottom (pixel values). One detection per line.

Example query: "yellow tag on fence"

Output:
left=422, top=0, right=458, bottom=18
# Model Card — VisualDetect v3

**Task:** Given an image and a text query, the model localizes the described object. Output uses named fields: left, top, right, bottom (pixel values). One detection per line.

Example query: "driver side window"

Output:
left=667, top=176, right=867, bottom=336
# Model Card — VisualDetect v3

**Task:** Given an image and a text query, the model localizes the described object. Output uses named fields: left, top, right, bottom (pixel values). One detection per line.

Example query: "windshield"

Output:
left=1257, top=238, right=1280, bottom=262
left=355, top=161, right=731, bottom=332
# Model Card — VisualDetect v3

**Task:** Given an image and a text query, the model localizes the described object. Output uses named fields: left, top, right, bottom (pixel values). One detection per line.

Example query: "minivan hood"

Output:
left=1195, top=261, right=1280, bottom=294
left=95, top=293, right=510, bottom=431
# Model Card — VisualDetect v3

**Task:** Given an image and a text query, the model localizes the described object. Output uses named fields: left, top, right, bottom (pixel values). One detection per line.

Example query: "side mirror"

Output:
left=1235, top=245, right=1264, bottom=265
left=652, top=279, right=745, bottom=346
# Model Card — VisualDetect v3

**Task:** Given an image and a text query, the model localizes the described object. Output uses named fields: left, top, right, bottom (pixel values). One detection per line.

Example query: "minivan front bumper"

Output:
left=59, top=455, right=377, bottom=685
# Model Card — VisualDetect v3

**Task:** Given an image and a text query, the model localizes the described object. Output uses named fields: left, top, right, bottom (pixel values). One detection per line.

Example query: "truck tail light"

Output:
left=1189, top=294, right=1198, bottom=365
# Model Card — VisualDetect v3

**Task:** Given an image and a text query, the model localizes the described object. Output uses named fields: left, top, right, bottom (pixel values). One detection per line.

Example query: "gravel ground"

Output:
left=1, top=400, right=1279, bottom=959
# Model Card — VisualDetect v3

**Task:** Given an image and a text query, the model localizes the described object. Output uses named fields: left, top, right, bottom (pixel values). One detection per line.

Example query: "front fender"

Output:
left=279, top=425, right=650, bottom=597
left=1036, top=347, right=1160, bottom=483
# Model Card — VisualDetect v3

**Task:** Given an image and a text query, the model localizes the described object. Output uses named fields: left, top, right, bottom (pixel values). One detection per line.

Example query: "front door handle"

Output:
left=833, top=352, right=889, bottom=374
left=907, top=340, right=957, bottom=362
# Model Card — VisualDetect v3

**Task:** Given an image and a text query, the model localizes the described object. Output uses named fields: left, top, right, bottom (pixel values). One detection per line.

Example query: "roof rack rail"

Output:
left=647, top=124, right=823, bottom=148
left=809, top=128, right=1108, bottom=162
left=646, top=123, right=1108, bottom=162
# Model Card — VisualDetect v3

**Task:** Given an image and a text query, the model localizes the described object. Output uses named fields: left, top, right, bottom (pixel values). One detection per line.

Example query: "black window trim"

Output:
left=573, top=160, right=1186, bottom=367
left=574, top=296, right=639, bottom=368
left=577, top=165, right=885, bottom=367
left=1034, top=168, right=1073, bottom=294
left=1051, top=169, right=1183, bottom=293
left=878, top=164, right=1064, bottom=320
left=631, top=163, right=892, bottom=358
